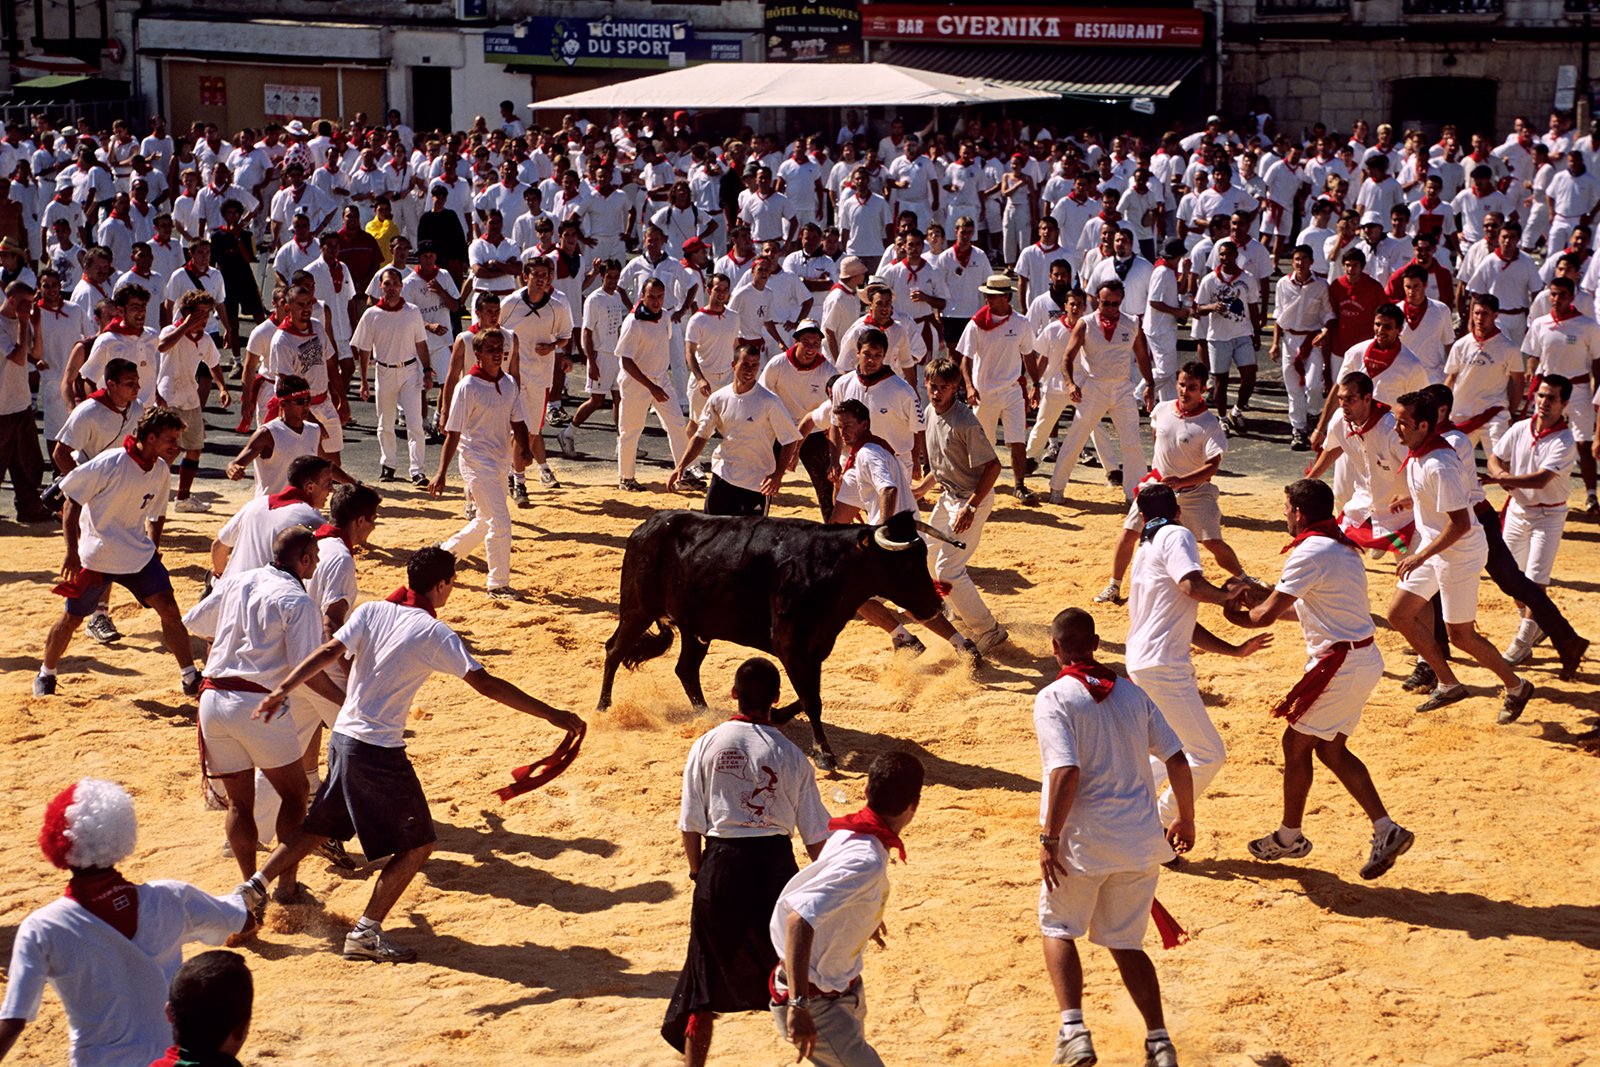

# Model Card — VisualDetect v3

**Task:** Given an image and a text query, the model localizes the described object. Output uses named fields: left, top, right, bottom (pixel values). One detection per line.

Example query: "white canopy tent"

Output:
left=529, top=62, right=1059, bottom=111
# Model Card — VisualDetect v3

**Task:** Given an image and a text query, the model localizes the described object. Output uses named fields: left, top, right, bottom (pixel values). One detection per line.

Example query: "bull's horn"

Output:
left=913, top=519, right=966, bottom=551
left=873, top=526, right=916, bottom=551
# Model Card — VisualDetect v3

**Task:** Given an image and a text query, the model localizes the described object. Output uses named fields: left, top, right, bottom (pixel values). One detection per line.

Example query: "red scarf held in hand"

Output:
left=385, top=586, right=436, bottom=617
left=123, top=435, right=154, bottom=471
left=1281, top=517, right=1358, bottom=555
left=828, top=806, right=907, bottom=863
left=1362, top=340, right=1402, bottom=378
left=267, top=486, right=314, bottom=510
left=64, top=869, right=139, bottom=940
left=496, top=721, right=586, bottom=801
left=972, top=305, right=1010, bottom=331
left=1056, top=662, right=1118, bottom=703
left=313, top=522, right=352, bottom=550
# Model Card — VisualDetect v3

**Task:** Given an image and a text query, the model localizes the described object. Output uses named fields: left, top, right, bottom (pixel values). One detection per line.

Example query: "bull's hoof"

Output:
left=812, top=749, right=838, bottom=772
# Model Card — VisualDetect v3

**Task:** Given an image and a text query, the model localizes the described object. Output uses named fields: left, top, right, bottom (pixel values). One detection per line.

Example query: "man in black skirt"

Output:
left=662, top=658, right=831, bottom=1065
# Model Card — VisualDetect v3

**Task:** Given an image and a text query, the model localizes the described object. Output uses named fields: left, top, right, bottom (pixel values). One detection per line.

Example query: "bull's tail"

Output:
left=620, top=618, right=676, bottom=669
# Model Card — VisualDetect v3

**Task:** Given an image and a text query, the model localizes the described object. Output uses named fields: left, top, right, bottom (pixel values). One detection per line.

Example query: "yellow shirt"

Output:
left=366, top=217, right=400, bottom=262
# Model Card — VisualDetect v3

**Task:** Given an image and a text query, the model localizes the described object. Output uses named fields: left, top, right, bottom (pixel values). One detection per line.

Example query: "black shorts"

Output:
left=304, top=732, right=436, bottom=859
left=64, top=554, right=172, bottom=616
left=943, top=317, right=970, bottom=349
left=704, top=473, right=767, bottom=516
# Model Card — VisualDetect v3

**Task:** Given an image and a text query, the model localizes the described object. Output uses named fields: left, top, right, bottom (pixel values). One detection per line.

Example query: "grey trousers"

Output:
left=771, top=985, right=885, bottom=1067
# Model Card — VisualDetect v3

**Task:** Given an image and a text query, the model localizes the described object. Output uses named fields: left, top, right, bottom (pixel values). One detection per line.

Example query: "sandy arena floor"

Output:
left=2, top=459, right=1598, bottom=1067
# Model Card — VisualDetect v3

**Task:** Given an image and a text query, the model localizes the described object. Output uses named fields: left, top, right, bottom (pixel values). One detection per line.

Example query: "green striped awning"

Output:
left=874, top=44, right=1203, bottom=101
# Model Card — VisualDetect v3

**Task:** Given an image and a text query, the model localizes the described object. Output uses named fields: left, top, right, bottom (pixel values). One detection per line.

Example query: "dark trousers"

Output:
left=1431, top=504, right=1579, bottom=656
left=782, top=432, right=834, bottom=521
left=704, top=474, right=767, bottom=516
left=0, top=409, right=45, bottom=517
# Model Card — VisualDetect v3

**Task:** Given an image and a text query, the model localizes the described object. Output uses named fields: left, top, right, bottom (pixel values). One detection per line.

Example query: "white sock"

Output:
left=90, top=609, right=109, bottom=621
left=1373, top=815, right=1396, bottom=836
left=1276, top=823, right=1303, bottom=843
left=1060, top=1009, right=1087, bottom=1035
left=37, top=665, right=56, bottom=678
left=946, top=632, right=971, bottom=649
left=512, top=473, right=526, bottom=487
left=1147, top=1028, right=1170, bottom=1043
left=1515, top=618, right=1540, bottom=646
left=540, top=463, right=553, bottom=473
left=181, top=665, right=199, bottom=682
left=353, top=916, right=379, bottom=933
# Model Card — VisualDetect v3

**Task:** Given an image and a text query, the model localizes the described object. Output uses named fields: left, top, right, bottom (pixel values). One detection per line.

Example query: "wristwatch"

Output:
left=1039, top=833, right=1059, bottom=846
left=789, top=995, right=812, bottom=1012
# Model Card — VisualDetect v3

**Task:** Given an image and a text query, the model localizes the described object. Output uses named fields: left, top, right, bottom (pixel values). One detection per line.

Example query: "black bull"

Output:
left=597, top=510, right=951, bottom=768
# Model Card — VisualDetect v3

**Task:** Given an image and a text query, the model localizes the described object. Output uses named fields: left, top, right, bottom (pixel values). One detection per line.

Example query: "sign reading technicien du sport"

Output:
left=486, top=17, right=693, bottom=69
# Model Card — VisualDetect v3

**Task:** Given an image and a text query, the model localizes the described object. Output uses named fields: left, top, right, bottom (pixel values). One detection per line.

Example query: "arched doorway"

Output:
left=1392, top=77, right=1497, bottom=142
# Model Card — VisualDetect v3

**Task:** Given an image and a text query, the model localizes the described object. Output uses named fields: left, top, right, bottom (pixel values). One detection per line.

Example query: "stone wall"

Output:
left=1224, top=40, right=1580, bottom=138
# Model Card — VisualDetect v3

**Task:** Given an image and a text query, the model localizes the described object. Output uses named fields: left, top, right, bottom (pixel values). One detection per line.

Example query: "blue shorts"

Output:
left=1207, top=334, right=1256, bottom=372
left=303, top=732, right=436, bottom=860
left=65, top=554, right=172, bottom=616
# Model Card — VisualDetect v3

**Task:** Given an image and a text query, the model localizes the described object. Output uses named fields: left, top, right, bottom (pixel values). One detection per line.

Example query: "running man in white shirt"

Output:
left=155, top=289, right=230, bottom=511
left=352, top=267, right=436, bottom=486
left=430, top=328, right=533, bottom=600
left=770, top=751, right=922, bottom=1067
left=36, top=408, right=199, bottom=697
left=225, top=375, right=327, bottom=496
left=182, top=526, right=343, bottom=900
left=1444, top=293, right=1524, bottom=458
left=1485, top=375, right=1579, bottom=672
left=1225, top=478, right=1415, bottom=879
left=1385, top=390, right=1536, bottom=721
left=760, top=320, right=839, bottom=520
left=1044, top=277, right=1153, bottom=505
left=1126, top=484, right=1272, bottom=829
left=1190, top=238, right=1259, bottom=429
left=670, top=341, right=800, bottom=515
left=663, top=657, right=831, bottom=1065
left=502, top=256, right=574, bottom=496
left=563, top=259, right=629, bottom=454
left=617, top=277, right=700, bottom=492
left=1271, top=245, right=1336, bottom=450
left=956, top=272, right=1039, bottom=502
left=1035, top=607, right=1192, bottom=1067
left=1519, top=276, right=1600, bottom=512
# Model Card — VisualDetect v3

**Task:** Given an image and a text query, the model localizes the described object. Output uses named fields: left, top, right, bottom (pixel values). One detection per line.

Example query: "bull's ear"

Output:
left=856, top=529, right=871, bottom=551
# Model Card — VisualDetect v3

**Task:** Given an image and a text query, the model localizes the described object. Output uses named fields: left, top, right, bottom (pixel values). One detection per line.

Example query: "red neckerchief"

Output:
left=1056, top=661, right=1118, bottom=703
left=1402, top=301, right=1427, bottom=331
left=785, top=343, right=822, bottom=370
left=1214, top=264, right=1243, bottom=284
left=843, top=434, right=895, bottom=471
left=1348, top=400, right=1391, bottom=439
left=313, top=522, right=353, bottom=550
left=971, top=305, right=1010, bottom=331
left=698, top=304, right=726, bottom=318
left=1402, top=434, right=1452, bottom=470
left=122, top=435, right=154, bottom=471
left=1532, top=417, right=1570, bottom=443
left=63, top=869, right=138, bottom=940
left=325, top=259, right=345, bottom=291
left=87, top=388, right=125, bottom=414
left=865, top=311, right=895, bottom=330
left=1096, top=310, right=1119, bottom=341
left=1363, top=340, right=1402, bottom=377
left=1281, top=517, right=1357, bottom=554
left=1550, top=304, right=1581, bottom=324
left=827, top=806, right=906, bottom=863
left=1420, top=196, right=1440, bottom=211
left=1155, top=257, right=1175, bottom=270
left=267, top=486, right=315, bottom=510
left=1493, top=246, right=1517, bottom=264
left=105, top=318, right=142, bottom=336
left=386, top=585, right=436, bottom=616
left=293, top=234, right=315, bottom=254
left=952, top=242, right=974, bottom=268
left=468, top=363, right=504, bottom=392
left=1175, top=400, right=1208, bottom=419
left=1470, top=326, right=1501, bottom=345
left=1034, top=240, right=1060, bottom=253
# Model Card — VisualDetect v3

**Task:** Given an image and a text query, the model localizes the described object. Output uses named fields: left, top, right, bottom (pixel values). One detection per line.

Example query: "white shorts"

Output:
left=1396, top=540, right=1488, bottom=625
left=1207, top=334, right=1256, bottom=372
left=199, top=688, right=304, bottom=775
left=310, top=396, right=344, bottom=453
left=1503, top=502, right=1567, bottom=585
left=1289, top=641, right=1383, bottom=741
left=1125, top=481, right=1223, bottom=542
left=587, top=351, right=619, bottom=394
left=1039, top=867, right=1159, bottom=949
left=1571, top=381, right=1596, bottom=443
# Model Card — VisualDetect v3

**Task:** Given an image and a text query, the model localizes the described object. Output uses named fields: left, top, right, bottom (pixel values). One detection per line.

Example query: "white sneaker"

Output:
left=1502, top=637, right=1531, bottom=665
left=1248, top=829, right=1313, bottom=862
left=1042, top=439, right=1061, bottom=462
left=1091, top=581, right=1123, bottom=605
left=557, top=425, right=578, bottom=458
left=974, top=623, right=1009, bottom=654
left=1052, top=1027, right=1096, bottom=1066
left=342, top=924, right=417, bottom=962
left=174, top=496, right=211, bottom=513
left=1145, top=1036, right=1179, bottom=1067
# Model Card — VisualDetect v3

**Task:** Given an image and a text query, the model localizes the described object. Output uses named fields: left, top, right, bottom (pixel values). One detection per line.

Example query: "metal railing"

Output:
left=1402, top=0, right=1502, bottom=13
left=1255, top=0, right=1350, bottom=13
left=0, top=98, right=147, bottom=136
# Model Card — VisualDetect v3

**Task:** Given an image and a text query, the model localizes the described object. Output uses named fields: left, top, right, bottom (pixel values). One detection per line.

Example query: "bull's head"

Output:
left=861, top=511, right=944, bottom=622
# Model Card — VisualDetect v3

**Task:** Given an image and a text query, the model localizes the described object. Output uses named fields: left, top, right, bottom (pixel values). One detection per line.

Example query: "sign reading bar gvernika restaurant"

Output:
left=858, top=4, right=1203, bottom=47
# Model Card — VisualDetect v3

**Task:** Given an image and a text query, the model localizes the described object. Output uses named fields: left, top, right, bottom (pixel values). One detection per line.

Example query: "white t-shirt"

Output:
left=1149, top=401, right=1227, bottom=482
left=266, top=321, right=335, bottom=396
left=59, top=446, right=170, bottom=574
left=582, top=287, right=631, bottom=356
left=1404, top=444, right=1487, bottom=565
left=218, top=495, right=323, bottom=577
left=185, top=564, right=325, bottom=691
left=1494, top=419, right=1578, bottom=510
left=678, top=719, right=831, bottom=841
left=1274, top=535, right=1378, bottom=656
left=308, top=533, right=359, bottom=623
left=760, top=351, right=837, bottom=423
left=841, top=439, right=914, bottom=523
left=468, top=236, right=520, bottom=295
left=770, top=829, right=890, bottom=993
left=445, top=371, right=528, bottom=474
left=933, top=245, right=993, bottom=320
left=685, top=307, right=741, bottom=387
left=837, top=312, right=917, bottom=373
left=696, top=383, right=801, bottom=492
left=399, top=269, right=461, bottom=357
left=830, top=370, right=922, bottom=461
left=57, top=395, right=144, bottom=462
left=957, top=312, right=1035, bottom=394
left=1126, top=523, right=1205, bottom=671
left=1336, top=343, right=1430, bottom=407
left=1032, top=673, right=1181, bottom=875
left=154, top=325, right=218, bottom=410
left=1193, top=267, right=1258, bottom=343
left=502, top=288, right=575, bottom=391
left=1398, top=299, right=1455, bottom=381
left=1521, top=310, right=1600, bottom=378
left=0, top=883, right=246, bottom=1067
left=614, top=312, right=674, bottom=389
left=333, top=599, right=483, bottom=748
left=252, top=417, right=322, bottom=496
left=351, top=301, right=428, bottom=364
left=1327, top=407, right=1410, bottom=528
left=81, top=327, right=160, bottom=405
left=1444, top=330, right=1522, bottom=419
